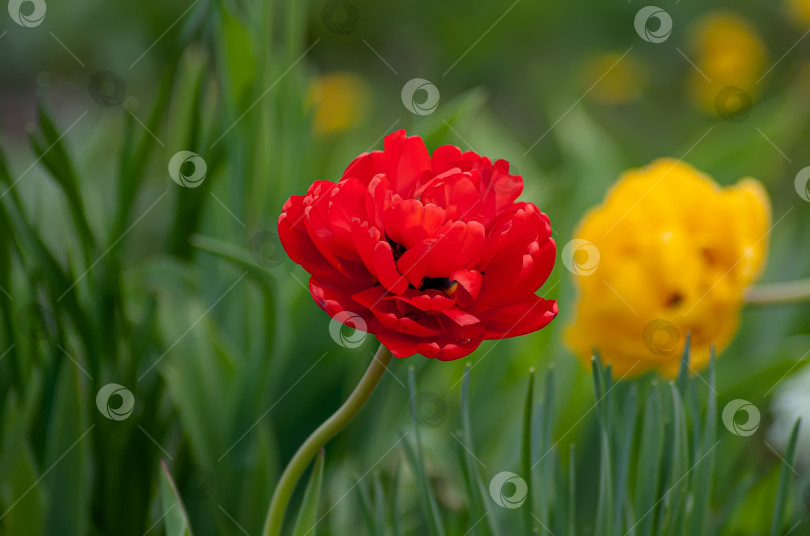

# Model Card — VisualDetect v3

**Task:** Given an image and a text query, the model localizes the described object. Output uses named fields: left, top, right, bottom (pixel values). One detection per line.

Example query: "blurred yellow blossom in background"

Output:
left=307, top=72, right=371, bottom=135
left=583, top=52, right=647, bottom=105
left=565, top=159, right=771, bottom=377
left=786, top=0, right=810, bottom=26
left=687, top=12, right=767, bottom=115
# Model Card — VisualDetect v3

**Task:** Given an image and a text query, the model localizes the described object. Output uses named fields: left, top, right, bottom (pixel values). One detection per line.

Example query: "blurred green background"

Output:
left=1, top=0, right=810, bottom=534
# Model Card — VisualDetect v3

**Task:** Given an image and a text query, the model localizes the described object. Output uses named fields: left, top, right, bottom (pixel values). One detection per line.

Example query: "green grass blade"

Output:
left=660, top=383, right=688, bottom=536
left=568, top=443, right=576, bottom=536
left=688, top=350, right=716, bottom=535
left=160, top=461, right=193, bottom=536
left=633, top=384, right=664, bottom=536
left=292, top=449, right=325, bottom=536
left=356, top=476, right=376, bottom=536
left=460, top=363, right=497, bottom=536
left=407, top=368, right=445, bottom=536
left=521, top=368, right=535, bottom=533
left=769, top=419, right=801, bottom=536
left=613, top=384, right=638, bottom=535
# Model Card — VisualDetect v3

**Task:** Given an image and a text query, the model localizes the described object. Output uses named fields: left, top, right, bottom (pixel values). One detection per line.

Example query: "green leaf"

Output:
left=659, top=383, right=689, bottom=536
left=769, top=419, right=801, bottom=536
left=293, top=449, right=325, bottom=536
left=459, top=363, right=497, bottom=536
left=42, top=363, right=90, bottom=536
left=216, top=4, right=257, bottom=110
left=633, top=384, right=664, bottom=536
left=0, top=389, right=45, bottom=536
left=521, top=368, right=534, bottom=534
left=406, top=367, right=445, bottom=536
left=160, top=461, right=193, bottom=536
left=688, top=350, right=717, bottom=535
left=613, top=385, right=638, bottom=535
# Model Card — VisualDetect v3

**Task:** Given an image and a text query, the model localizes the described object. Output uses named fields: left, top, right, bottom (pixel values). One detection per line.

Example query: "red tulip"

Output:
left=278, top=130, right=557, bottom=360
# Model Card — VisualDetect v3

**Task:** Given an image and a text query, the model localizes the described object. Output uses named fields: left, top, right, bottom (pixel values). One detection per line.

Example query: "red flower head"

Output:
left=278, top=130, right=558, bottom=360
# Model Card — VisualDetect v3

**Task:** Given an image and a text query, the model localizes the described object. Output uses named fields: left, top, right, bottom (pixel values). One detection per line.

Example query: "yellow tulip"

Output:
left=582, top=52, right=647, bottom=105
left=786, top=0, right=810, bottom=26
left=687, top=12, right=767, bottom=115
left=565, top=159, right=771, bottom=377
left=307, top=72, right=371, bottom=135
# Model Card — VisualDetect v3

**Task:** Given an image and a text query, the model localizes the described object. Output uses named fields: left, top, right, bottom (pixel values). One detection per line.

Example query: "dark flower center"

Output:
left=387, top=236, right=407, bottom=262
left=420, top=277, right=457, bottom=296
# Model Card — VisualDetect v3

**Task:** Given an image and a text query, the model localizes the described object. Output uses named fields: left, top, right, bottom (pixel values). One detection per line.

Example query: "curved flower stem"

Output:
left=746, top=279, right=810, bottom=306
left=262, top=343, right=393, bottom=536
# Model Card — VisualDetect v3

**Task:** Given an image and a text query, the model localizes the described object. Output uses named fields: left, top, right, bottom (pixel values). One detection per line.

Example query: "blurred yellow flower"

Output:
left=583, top=52, right=647, bottom=105
left=307, top=72, right=370, bottom=135
left=786, top=0, right=810, bottom=26
left=565, top=159, right=771, bottom=377
left=687, top=12, right=767, bottom=116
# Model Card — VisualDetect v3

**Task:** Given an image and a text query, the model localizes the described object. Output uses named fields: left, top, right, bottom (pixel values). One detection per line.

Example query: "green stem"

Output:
left=745, top=278, right=810, bottom=305
left=262, top=343, right=393, bottom=536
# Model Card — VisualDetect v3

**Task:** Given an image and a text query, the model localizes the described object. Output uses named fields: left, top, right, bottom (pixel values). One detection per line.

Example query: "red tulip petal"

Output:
left=342, top=150, right=386, bottom=184
left=372, top=241, right=408, bottom=295
left=381, top=195, right=445, bottom=249
left=384, top=130, right=432, bottom=197
left=309, top=278, right=384, bottom=333
left=480, top=296, right=558, bottom=339
left=441, top=307, right=480, bottom=327
left=450, top=269, right=482, bottom=307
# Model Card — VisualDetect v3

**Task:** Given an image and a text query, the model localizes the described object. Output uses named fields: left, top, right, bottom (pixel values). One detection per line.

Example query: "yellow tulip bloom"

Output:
left=687, top=12, right=767, bottom=116
left=307, top=72, right=371, bottom=135
left=565, top=159, right=771, bottom=377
